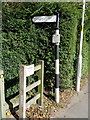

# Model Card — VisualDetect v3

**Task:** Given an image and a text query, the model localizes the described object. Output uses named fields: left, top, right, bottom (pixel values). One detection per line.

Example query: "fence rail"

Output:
left=19, top=60, right=44, bottom=118
left=26, top=80, right=41, bottom=92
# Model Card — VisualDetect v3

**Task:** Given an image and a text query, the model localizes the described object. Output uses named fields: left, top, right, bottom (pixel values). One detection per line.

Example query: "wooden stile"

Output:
left=19, top=60, right=44, bottom=118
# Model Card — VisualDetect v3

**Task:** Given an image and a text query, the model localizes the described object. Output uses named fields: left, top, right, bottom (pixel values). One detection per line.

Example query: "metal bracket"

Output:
left=52, top=34, right=60, bottom=43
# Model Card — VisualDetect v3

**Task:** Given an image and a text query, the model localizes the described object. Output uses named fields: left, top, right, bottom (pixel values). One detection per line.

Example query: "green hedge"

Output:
left=2, top=2, right=89, bottom=97
left=81, top=3, right=89, bottom=78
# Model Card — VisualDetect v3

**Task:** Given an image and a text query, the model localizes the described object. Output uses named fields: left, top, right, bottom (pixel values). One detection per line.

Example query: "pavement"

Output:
left=51, top=82, right=88, bottom=118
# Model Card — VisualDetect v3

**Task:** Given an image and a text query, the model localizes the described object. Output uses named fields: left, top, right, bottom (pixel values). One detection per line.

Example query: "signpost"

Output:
left=54, top=10, right=60, bottom=103
left=32, top=15, right=56, bottom=23
left=32, top=10, right=60, bottom=103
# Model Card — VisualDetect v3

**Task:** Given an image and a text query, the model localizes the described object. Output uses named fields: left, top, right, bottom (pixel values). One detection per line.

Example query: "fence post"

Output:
left=38, top=60, right=44, bottom=106
left=0, top=70, right=6, bottom=119
left=19, top=65, right=26, bottom=118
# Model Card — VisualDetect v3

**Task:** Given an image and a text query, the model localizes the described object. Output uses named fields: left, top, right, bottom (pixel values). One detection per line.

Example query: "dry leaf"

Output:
left=6, top=111, right=11, bottom=116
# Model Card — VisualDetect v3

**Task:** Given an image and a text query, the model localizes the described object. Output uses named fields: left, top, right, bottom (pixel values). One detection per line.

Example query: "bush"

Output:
left=2, top=2, right=89, bottom=97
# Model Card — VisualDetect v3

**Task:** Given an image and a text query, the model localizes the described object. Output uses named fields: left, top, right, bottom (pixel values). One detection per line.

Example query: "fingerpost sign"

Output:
left=32, top=10, right=60, bottom=103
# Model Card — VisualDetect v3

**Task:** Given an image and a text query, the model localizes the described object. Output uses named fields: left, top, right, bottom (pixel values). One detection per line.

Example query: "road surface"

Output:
left=51, top=83, right=88, bottom=118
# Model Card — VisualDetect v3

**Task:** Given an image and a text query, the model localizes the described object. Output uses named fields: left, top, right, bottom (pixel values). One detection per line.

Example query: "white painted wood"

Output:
left=34, top=65, right=41, bottom=72
left=26, top=80, right=41, bottom=92
left=0, top=70, right=3, bottom=75
left=19, top=61, right=44, bottom=118
left=25, top=64, right=34, bottom=77
left=6, top=93, right=40, bottom=110
left=26, top=93, right=40, bottom=108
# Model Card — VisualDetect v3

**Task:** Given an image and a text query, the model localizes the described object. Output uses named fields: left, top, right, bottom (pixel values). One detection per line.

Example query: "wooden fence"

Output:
left=19, top=60, right=44, bottom=118
left=0, top=70, right=6, bottom=119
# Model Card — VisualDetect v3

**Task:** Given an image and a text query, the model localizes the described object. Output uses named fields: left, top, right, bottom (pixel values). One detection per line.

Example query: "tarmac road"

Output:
left=51, top=83, right=88, bottom=118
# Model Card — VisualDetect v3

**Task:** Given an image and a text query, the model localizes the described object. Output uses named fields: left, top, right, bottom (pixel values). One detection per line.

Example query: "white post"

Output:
left=76, top=0, right=85, bottom=92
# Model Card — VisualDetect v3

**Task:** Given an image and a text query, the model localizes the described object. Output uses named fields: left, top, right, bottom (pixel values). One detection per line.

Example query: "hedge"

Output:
left=2, top=2, right=89, bottom=97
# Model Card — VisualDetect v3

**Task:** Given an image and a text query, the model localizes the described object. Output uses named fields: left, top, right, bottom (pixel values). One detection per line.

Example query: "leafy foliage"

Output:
left=2, top=2, right=89, bottom=97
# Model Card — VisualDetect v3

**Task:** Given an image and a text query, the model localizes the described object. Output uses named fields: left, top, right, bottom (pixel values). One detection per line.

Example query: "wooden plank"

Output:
left=19, top=62, right=43, bottom=118
left=0, top=72, right=6, bottom=119
left=38, top=60, right=44, bottom=106
left=0, top=70, right=3, bottom=75
left=19, top=65, right=26, bottom=118
left=25, top=64, right=34, bottom=77
left=26, top=93, right=40, bottom=108
left=34, top=65, right=41, bottom=72
left=6, top=93, right=40, bottom=110
left=26, top=80, right=41, bottom=93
